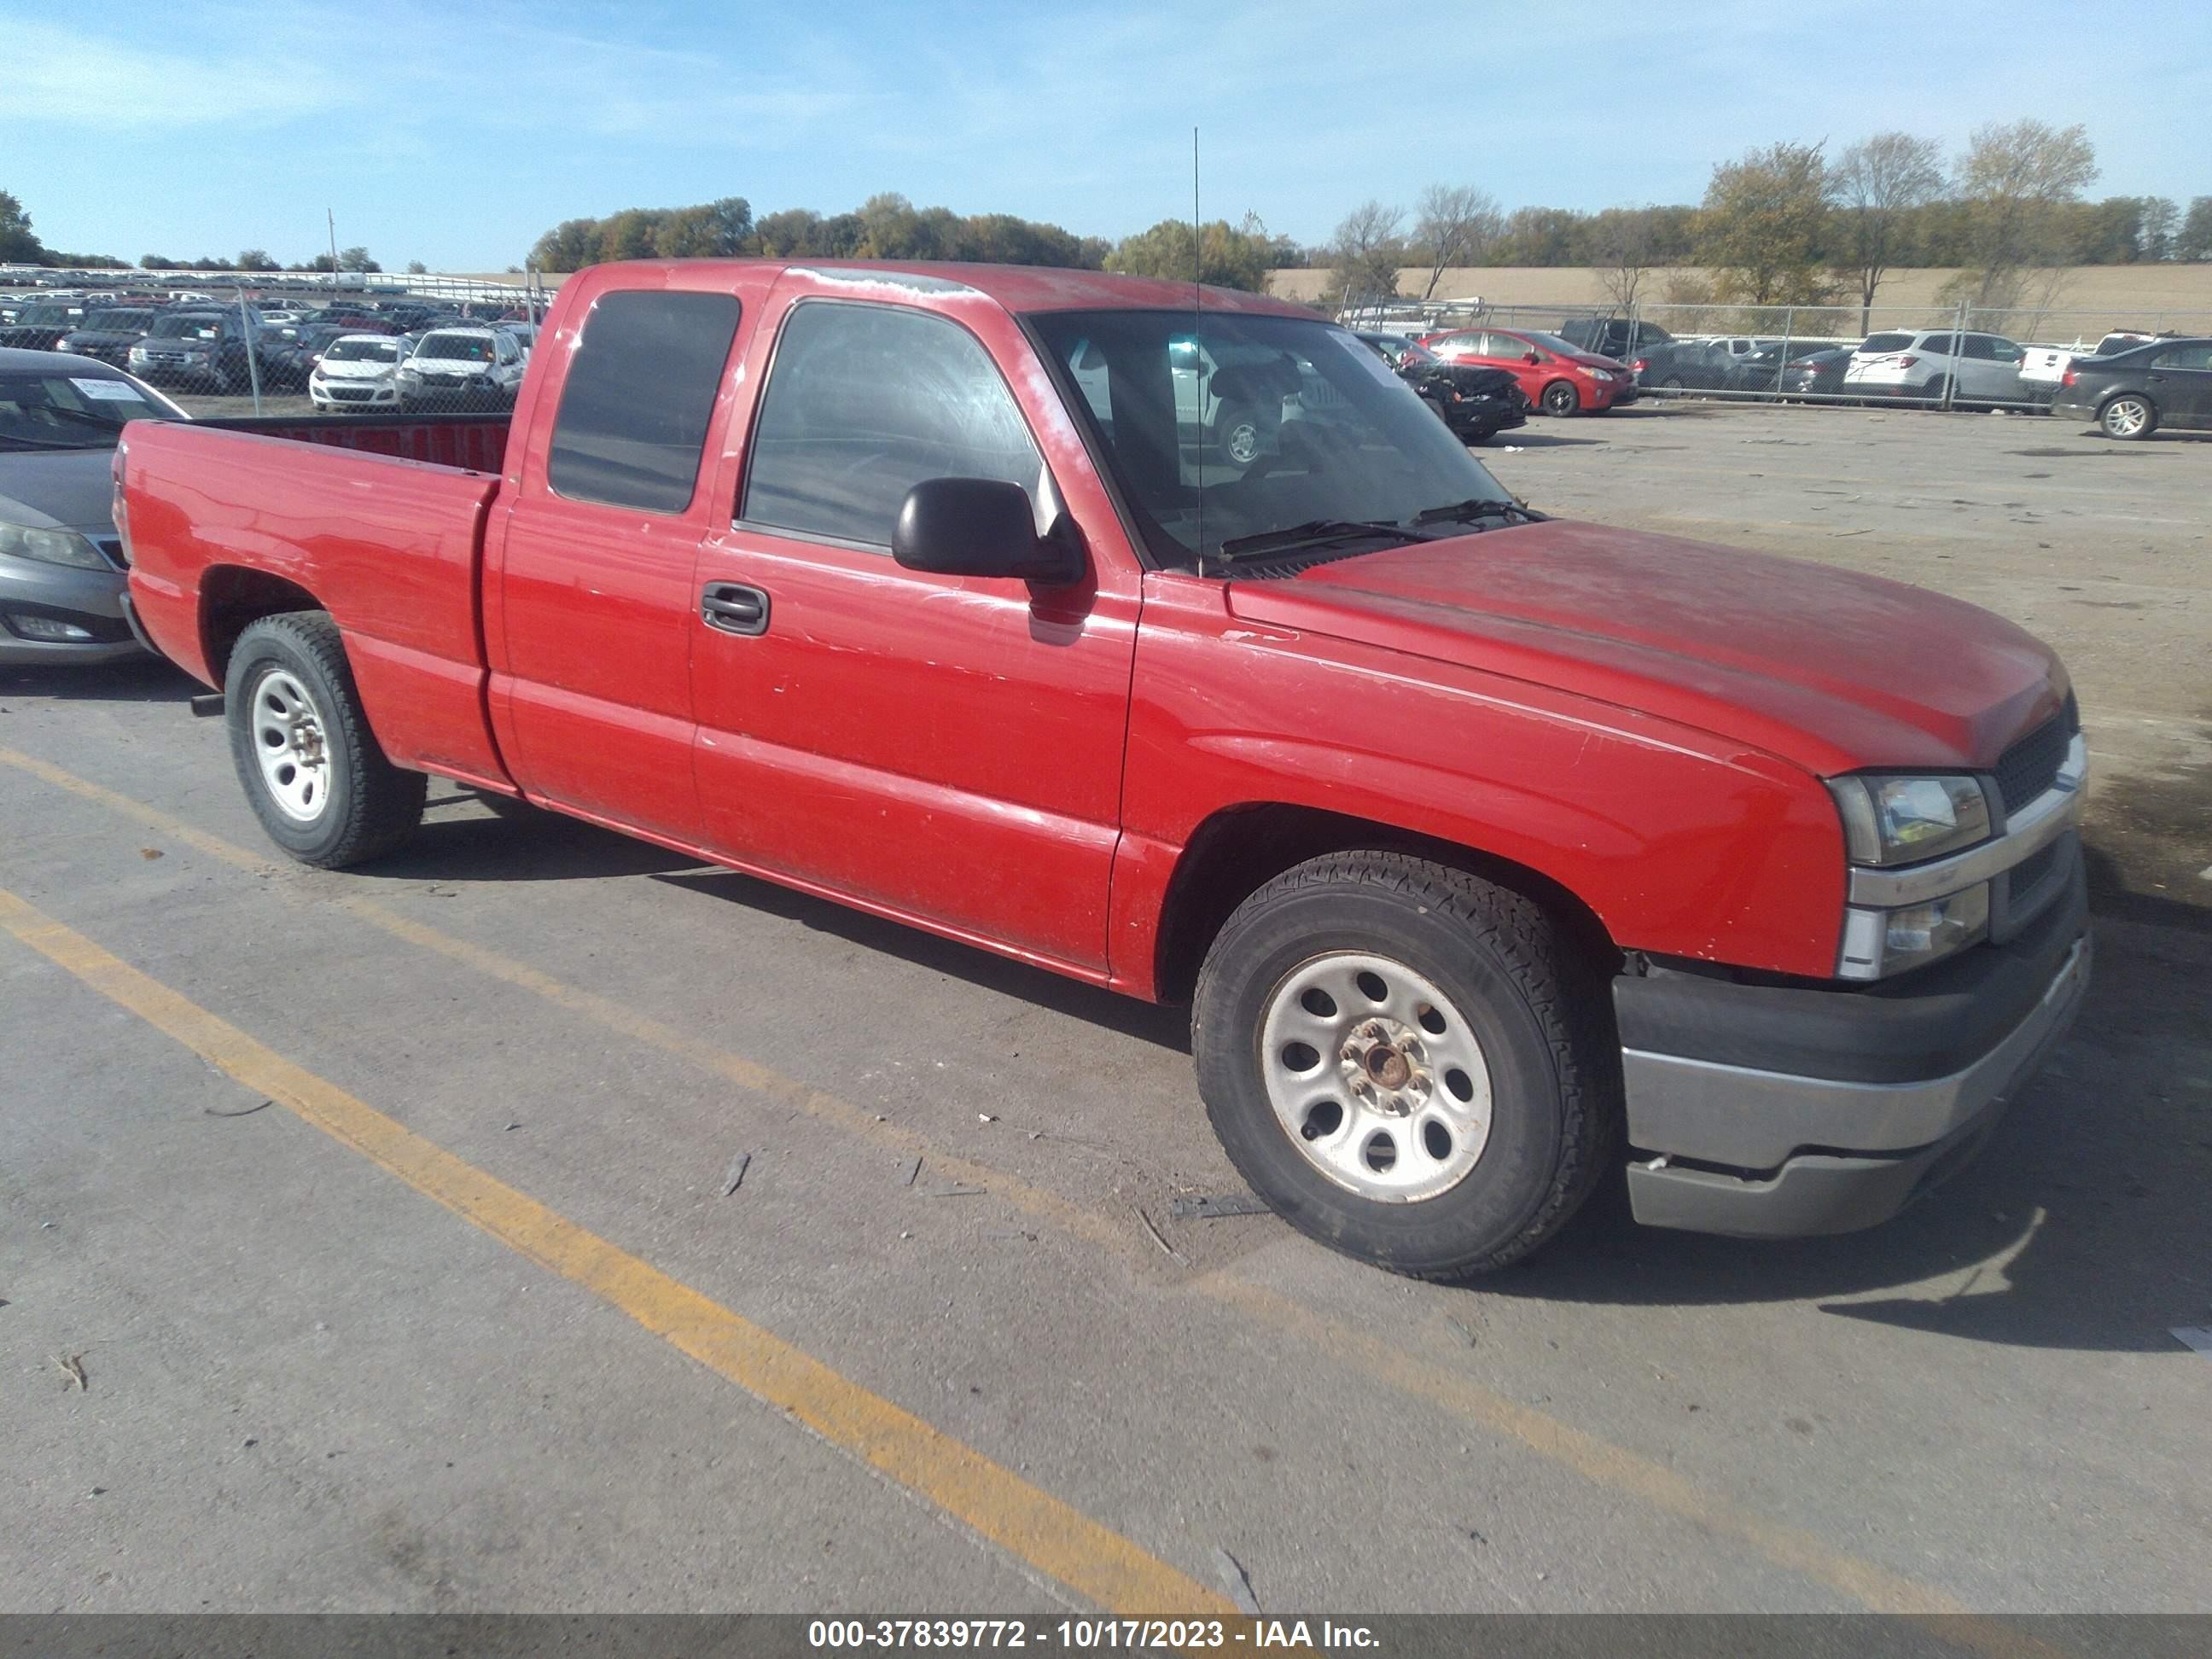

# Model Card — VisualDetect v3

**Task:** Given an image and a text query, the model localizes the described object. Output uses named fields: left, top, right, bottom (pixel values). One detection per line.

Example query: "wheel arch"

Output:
left=1151, top=801, right=1621, bottom=1006
left=201, top=566, right=326, bottom=686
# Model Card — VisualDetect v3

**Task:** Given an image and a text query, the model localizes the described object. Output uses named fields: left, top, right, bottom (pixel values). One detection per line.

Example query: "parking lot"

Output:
left=3, top=401, right=2207, bottom=1616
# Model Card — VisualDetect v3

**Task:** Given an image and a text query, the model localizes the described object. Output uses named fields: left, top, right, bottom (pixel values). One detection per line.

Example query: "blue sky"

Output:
left=7, top=0, right=2208, bottom=271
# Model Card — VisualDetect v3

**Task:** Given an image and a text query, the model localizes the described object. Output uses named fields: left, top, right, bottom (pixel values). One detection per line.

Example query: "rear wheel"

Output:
left=2100, top=394, right=2156, bottom=440
left=1191, top=852, right=1620, bottom=1279
left=1540, top=381, right=1580, bottom=416
left=1216, top=404, right=1265, bottom=466
left=1659, top=375, right=1685, bottom=391
left=224, top=611, right=426, bottom=868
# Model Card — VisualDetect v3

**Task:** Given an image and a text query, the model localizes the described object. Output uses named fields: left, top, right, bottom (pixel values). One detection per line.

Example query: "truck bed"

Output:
left=121, top=416, right=514, bottom=790
left=196, top=410, right=511, bottom=474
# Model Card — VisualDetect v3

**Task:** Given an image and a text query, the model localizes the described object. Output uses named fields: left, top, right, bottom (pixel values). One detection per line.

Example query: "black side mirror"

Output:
left=893, top=477, right=1081, bottom=585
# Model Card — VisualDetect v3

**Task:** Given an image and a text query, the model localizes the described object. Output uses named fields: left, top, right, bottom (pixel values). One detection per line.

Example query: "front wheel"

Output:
left=1191, top=853, right=1620, bottom=1279
left=224, top=611, right=426, bottom=868
left=1215, top=404, right=1266, bottom=467
left=1540, top=381, right=1580, bottom=416
left=2100, top=394, right=2156, bottom=440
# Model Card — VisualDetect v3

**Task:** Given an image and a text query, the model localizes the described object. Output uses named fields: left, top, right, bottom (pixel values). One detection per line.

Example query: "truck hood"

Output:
left=1229, top=520, right=2064, bottom=775
left=0, top=447, right=119, bottom=535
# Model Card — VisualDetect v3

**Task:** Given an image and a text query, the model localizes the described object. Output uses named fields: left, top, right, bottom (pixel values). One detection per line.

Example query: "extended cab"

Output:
left=116, top=261, right=2090, bottom=1279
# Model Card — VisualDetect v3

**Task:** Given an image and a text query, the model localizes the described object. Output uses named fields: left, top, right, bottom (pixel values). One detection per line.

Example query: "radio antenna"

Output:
left=1192, top=125, right=1205, bottom=579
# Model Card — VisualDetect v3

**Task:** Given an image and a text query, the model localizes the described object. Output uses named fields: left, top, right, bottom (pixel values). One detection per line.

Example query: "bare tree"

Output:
left=2139, top=196, right=2180, bottom=261
left=1413, top=185, right=1501, bottom=300
left=1588, top=206, right=1660, bottom=311
left=1832, top=131, right=1943, bottom=332
left=1326, top=200, right=1407, bottom=314
left=1947, top=119, right=2098, bottom=313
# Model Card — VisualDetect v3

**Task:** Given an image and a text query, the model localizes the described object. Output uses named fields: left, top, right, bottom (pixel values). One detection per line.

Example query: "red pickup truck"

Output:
left=116, top=260, right=2089, bottom=1278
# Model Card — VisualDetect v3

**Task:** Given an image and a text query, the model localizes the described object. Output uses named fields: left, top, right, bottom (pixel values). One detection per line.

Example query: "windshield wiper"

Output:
left=1214, top=518, right=1430, bottom=563
left=1412, top=497, right=1545, bottom=528
left=0, top=431, right=104, bottom=451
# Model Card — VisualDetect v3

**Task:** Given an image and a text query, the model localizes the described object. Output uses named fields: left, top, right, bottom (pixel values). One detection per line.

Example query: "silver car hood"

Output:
left=0, top=446, right=117, bottom=534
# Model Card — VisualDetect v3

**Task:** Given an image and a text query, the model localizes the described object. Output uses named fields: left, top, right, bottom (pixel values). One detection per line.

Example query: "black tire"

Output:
left=1540, top=380, right=1580, bottom=416
left=1659, top=375, right=1685, bottom=391
left=224, top=611, right=426, bottom=868
left=1191, top=852, right=1621, bottom=1280
left=2099, top=393, right=2157, bottom=440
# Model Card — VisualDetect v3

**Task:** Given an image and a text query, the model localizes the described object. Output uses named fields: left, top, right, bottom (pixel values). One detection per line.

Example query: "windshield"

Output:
left=149, top=314, right=225, bottom=340
left=1033, top=310, right=1514, bottom=572
left=416, top=333, right=494, bottom=363
left=0, top=372, right=178, bottom=448
left=84, top=309, right=155, bottom=332
left=325, top=338, right=399, bottom=363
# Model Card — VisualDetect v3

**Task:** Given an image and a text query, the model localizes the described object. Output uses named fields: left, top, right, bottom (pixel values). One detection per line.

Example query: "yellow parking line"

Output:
left=0, top=747, right=2064, bottom=1644
left=0, top=884, right=1230, bottom=1617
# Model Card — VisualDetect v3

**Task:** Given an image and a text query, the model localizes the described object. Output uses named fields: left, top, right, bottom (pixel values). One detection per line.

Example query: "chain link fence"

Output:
left=1337, top=294, right=2212, bottom=413
left=1, top=267, right=556, bottom=421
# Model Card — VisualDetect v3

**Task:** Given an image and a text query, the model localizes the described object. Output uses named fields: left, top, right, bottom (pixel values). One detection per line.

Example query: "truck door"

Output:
left=486, top=279, right=751, bottom=841
left=688, top=294, right=1139, bottom=974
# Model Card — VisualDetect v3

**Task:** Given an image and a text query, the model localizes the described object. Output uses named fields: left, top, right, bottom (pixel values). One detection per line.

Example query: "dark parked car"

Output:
left=1403, top=361, right=1528, bottom=443
left=1628, top=340, right=1736, bottom=392
left=1725, top=340, right=1839, bottom=393
left=2051, top=336, right=2212, bottom=439
left=55, top=306, right=164, bottom=369
left=126, top=311, right=265, bottom=393
left=260, top=323, right=355, bottom=389
left=1778, top=346, right=1854, bottom=399
left=0, top=348, right=188, bottom=665
left=1557, top=317, right=1674, bottom=359
left=0, top=300, right=92, bottom=352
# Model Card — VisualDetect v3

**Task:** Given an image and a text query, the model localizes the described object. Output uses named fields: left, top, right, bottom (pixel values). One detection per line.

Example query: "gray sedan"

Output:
left=0, top=347, right=189, bottom=667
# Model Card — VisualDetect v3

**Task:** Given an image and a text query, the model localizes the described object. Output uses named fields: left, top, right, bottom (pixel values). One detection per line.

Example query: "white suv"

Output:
left=1844, top=329, right=2029, bottom=406
left=395, top=327, right=527, bottom=408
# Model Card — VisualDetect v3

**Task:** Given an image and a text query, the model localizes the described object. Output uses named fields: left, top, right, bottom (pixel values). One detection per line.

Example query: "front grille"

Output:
left=1993, top=713, right=2069, bottom=814
left=329, top=384, right=379, bottom=402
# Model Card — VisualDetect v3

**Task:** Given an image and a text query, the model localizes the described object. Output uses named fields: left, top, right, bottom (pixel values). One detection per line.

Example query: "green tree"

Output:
left=139, top=253, right=172, bottom=270
left=2180, top=196, right=2212, bottom=262
left=1697, top=140, right=1835, bottom=306
left=406, top=259, right=428, bottom=275
left=1106, top=218, right=1272, bottom=291
left=236, top=248, right=280, bottom=271
left=0, top=189, right=46, bottom=263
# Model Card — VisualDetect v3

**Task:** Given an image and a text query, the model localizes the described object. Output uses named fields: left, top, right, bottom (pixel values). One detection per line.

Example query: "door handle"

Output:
left=2146, top=374, right=2166, bottom=383
left=701, top=582, right=770, bottom=637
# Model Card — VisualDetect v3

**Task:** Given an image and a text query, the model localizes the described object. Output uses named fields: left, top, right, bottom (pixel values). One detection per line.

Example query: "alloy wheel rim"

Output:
left=1258, top=952, right=1494, bottom=1202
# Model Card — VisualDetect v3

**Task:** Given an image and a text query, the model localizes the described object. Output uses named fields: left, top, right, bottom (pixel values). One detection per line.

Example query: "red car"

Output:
left=1417, top=326, right=1633, bottom=416
left=117, top=261, right=2088, bottom=1278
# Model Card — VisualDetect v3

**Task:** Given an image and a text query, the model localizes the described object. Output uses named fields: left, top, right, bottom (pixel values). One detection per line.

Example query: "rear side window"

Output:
left=742, top=302, right=1045, bottom=549
left=1861, top=333, right=1913, bottom=352
left=546, top=289, right=742, bottom=514
left=2153, top=342, right=2212, bottom=370
left=1919, top=334, right=1959, bottom=357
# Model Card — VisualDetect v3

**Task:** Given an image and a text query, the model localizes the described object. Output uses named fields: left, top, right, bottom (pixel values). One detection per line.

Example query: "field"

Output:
left=2, top=402, right=2207, bottom=1615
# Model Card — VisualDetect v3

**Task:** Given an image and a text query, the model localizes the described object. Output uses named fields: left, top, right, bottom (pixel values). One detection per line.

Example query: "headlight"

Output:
left=56, top=340, right=77, bottom=352
left=0, top=521, right=111, bottom=570
left=1587, top=369, right=1615, bottom=381
left=1829, top=774, right=1991, bottom=866
left=1839, top=884, right=1989, bottom=979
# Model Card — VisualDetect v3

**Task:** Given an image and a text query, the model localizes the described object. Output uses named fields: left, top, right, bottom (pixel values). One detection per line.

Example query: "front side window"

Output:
left=2153, top=342, right=2212, bottom=370
left=545, top=289, right=743, bottom=514
left=1032, top=309, right=1515, bottom=573
left=742, top=302, right=1045, bottom=549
